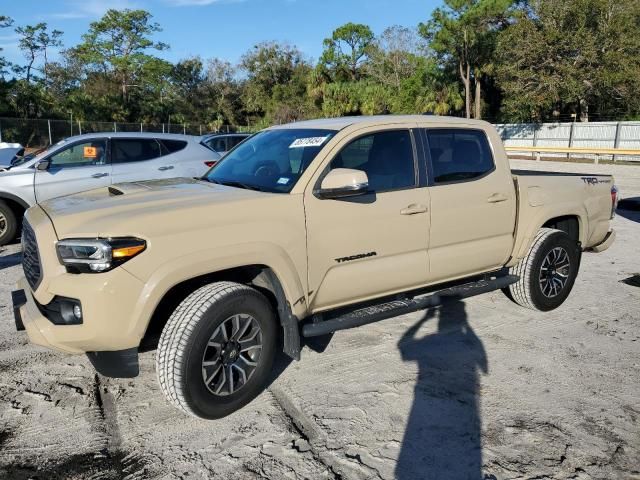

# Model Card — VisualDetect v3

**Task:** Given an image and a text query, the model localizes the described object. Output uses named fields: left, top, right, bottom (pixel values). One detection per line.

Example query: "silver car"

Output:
left=201, top=133, right=251, bottom=155
left=0, top=132, right=220, bottom=245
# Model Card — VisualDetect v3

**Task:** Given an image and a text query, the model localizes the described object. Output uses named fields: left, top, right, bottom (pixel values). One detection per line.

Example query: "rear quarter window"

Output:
left=426, top=129, right=494, bottom=184
left=160, top=139, right=188, bottom=154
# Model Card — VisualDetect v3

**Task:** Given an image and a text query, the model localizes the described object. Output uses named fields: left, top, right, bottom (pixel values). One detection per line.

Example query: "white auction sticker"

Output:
left=277, top=177, right=290, bottom=185
left=289, top=136, right=328, bottom=148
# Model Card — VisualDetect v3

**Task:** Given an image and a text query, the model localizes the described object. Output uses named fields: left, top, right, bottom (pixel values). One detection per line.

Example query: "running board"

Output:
left=301, top=274, right=519, bottom=338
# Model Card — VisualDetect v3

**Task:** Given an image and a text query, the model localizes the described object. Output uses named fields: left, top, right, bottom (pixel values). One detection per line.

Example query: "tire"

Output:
left=156, top=281, right=277, bottom=419
left=0, top=200, right=17, bottom=246
left=503, top=228, right=581, bottom=311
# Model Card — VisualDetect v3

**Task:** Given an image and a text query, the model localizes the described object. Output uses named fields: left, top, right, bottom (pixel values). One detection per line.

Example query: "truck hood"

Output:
left=39, top=177, right=270, bottom=238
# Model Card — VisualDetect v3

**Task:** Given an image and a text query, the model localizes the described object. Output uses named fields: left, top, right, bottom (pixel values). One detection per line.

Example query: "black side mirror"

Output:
left=36, top=160, right=50, bottom=171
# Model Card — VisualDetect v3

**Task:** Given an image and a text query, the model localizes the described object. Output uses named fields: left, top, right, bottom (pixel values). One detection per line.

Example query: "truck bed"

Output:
left=509, top=169, right=614, bottom=260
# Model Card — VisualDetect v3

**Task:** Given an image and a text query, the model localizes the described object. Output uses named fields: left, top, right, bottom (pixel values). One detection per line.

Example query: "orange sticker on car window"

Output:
left=84, top=146, right=97, bottom=158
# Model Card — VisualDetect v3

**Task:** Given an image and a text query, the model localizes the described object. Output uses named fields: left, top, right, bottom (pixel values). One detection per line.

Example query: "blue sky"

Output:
left=1, top=0, right=438, bottom=67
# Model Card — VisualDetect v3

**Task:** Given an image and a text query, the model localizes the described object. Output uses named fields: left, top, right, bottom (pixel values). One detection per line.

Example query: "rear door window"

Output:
left=112, top=138, right=162, bottom=164
left=426, top=129, right=494, bottom=184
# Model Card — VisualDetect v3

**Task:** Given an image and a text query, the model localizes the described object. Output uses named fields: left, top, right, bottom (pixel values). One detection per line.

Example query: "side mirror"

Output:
left=36, top=160, right=50, bottom=171
left=318, top=168, right=369, bottom=199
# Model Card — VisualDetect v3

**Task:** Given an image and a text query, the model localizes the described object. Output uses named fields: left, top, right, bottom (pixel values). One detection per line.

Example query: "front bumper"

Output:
left=11, top=279, right=140, bottom=378
left=15, top=268, right=146, bottom=355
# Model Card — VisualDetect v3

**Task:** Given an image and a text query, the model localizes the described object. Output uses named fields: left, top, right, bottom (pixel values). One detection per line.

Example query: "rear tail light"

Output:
left=205, top=160, right=218, bottom=168
left=611, top=185, right=618, bottom=219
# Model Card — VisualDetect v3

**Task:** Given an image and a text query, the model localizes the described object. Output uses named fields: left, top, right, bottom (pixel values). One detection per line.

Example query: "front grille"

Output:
left=22, top=220, right=42, bottom=290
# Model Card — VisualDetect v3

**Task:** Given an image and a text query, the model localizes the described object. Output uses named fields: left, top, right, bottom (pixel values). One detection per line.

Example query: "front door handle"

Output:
left=158, top=166, right=174, bottom=171
left=91, top=172, right=109, bottom=178
left=487, top=193, right=508, bottom=203
left=400, top=204, right=428, bottom=215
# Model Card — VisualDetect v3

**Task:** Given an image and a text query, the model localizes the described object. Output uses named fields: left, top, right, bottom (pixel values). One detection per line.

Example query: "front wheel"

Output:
left=156, top=281, right=277, bottom=419
left=0, top=200, right=17, bottom=246
left=503, top=228, right=581, bottom=311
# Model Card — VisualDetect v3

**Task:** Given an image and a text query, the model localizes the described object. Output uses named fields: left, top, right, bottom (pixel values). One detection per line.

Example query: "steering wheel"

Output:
left=253, top=160, right=280, bottom=178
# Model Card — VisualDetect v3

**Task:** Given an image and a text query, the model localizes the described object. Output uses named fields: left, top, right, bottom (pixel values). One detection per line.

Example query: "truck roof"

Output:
left=270, top=115, right=489, bottom=131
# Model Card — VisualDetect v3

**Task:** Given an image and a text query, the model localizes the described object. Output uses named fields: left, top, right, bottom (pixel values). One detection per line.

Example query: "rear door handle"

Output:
left=91, top=173, right=109, bottom=178
left=400, top=204, right=428, bottom=215
left=158, top=166, right=174, bottom=171
left=487, top=193, right=508, bottom=203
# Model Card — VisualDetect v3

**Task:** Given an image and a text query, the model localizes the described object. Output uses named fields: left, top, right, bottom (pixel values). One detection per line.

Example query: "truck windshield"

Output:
left=205, top=128, right=336, bottom=193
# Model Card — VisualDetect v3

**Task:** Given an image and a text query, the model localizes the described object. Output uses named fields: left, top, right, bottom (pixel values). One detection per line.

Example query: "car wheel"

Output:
left=156, top=281, right=277, bottom=419
left=0, top=201, right=18, bottom=246
left=503, top=228, right=581, bottom=311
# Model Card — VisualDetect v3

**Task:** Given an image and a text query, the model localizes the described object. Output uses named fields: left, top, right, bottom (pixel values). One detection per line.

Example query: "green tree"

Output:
left=204, top=58, right=242, bottom=127
left=73, top=9, right=168, bottom=107
left=15, top=23, right=62, bottom=84
left=495, top=0, right=640, bottom=121
left=320, top=23, right=375, bottom=81
left=419, top=0, right=515, bottom=119
left=0, top=16, right=13, bottom=78
left=367, top=26, right=422, bottom=90
left=240, top=42, right=314, bottom=124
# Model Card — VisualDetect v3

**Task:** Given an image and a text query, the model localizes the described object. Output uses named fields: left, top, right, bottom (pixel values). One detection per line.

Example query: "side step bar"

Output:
left=301, top=274, right=519, bottom=338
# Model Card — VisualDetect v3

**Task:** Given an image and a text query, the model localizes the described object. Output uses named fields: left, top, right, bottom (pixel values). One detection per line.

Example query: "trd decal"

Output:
left=581, top=177, right=610, bottom=185
left=335, top=252, right=377, bottom=263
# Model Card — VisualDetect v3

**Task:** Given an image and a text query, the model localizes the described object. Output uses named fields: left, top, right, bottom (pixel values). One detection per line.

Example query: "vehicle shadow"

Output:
left=0, top=251, right=22, bottom=270
left=395, top=297, right=488, bottom=480
left=617, top=197, right=640, bottom=223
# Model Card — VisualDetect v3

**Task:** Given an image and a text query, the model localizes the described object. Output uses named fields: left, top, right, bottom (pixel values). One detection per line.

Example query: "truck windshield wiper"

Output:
left=210, top=179, right=264, bottom=192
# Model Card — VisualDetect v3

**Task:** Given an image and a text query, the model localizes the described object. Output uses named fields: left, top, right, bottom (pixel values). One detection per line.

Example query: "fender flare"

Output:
left=0, top=192, right=30, bottom=210
left=252, top=267, right=301, bottom=360
left=128, top=242, right=307, bottom=359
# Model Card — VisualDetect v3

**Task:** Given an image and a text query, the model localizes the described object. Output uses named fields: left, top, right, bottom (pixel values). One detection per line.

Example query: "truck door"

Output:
left=34, top=138, right=111, bottom=203
left=422, top=128, right=516, bottom=282
left=305, top=127, right=430, bottom=312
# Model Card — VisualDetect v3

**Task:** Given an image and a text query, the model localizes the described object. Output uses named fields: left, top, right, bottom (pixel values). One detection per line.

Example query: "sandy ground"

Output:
left=0, top=159, right=638, bottom=480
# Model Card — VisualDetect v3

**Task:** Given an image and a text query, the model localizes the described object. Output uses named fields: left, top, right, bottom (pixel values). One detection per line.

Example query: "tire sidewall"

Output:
left=0, top=202, right=17, bottom=246
left=181, top=290, right=277, bottom=419
left=528, top=231, right=580, bottom=311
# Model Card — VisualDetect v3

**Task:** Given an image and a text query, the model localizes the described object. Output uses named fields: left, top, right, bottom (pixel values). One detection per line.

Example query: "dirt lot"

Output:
left=0, top=159, right=638, bottom=480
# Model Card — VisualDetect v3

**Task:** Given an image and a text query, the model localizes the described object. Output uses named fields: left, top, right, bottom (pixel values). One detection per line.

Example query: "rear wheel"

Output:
left=156, top=281, right=277, bottom=419
left=0, top=201, right=17, bottom=246
left=503, top=228, right=580, bottom=311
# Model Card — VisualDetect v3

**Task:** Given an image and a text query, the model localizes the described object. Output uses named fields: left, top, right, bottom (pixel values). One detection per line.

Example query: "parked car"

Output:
left=201, top=133, right=251, bottom=156
left=13, top=115, right=617, bottom=419
left=0, top=132, right=220, bottom=245
left=0, top=142, right=24, bottom=168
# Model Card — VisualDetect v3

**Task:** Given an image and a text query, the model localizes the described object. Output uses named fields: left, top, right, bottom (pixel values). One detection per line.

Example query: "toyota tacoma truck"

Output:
left=12, top=116, right=617, bottom=419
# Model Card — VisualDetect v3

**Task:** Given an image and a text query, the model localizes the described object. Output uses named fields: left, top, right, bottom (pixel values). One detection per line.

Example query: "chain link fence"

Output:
left=2, top=117, right=639, bottom=162
left=0, top=117, right=252, bottom=150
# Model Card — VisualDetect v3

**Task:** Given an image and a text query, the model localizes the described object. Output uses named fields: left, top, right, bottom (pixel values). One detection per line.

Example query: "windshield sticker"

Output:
left=289, top=136, right=328, bottom=149
left=277, top=177, right=290, bottom=185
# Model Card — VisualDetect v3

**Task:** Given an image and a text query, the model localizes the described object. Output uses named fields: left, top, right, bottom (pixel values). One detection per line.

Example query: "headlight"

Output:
left=56, top=238, right=146, bottom=273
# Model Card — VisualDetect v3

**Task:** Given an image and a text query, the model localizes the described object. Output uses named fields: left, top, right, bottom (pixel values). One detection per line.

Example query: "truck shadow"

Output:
left=396, top=297, right=488, bottom=480
left=617, top=197, right=640, bottom=223
left=0, top=251, right=22, bottom=270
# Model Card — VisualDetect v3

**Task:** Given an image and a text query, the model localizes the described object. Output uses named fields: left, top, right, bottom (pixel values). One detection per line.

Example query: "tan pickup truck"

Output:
left=12, top=116, right=617, bottom=419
